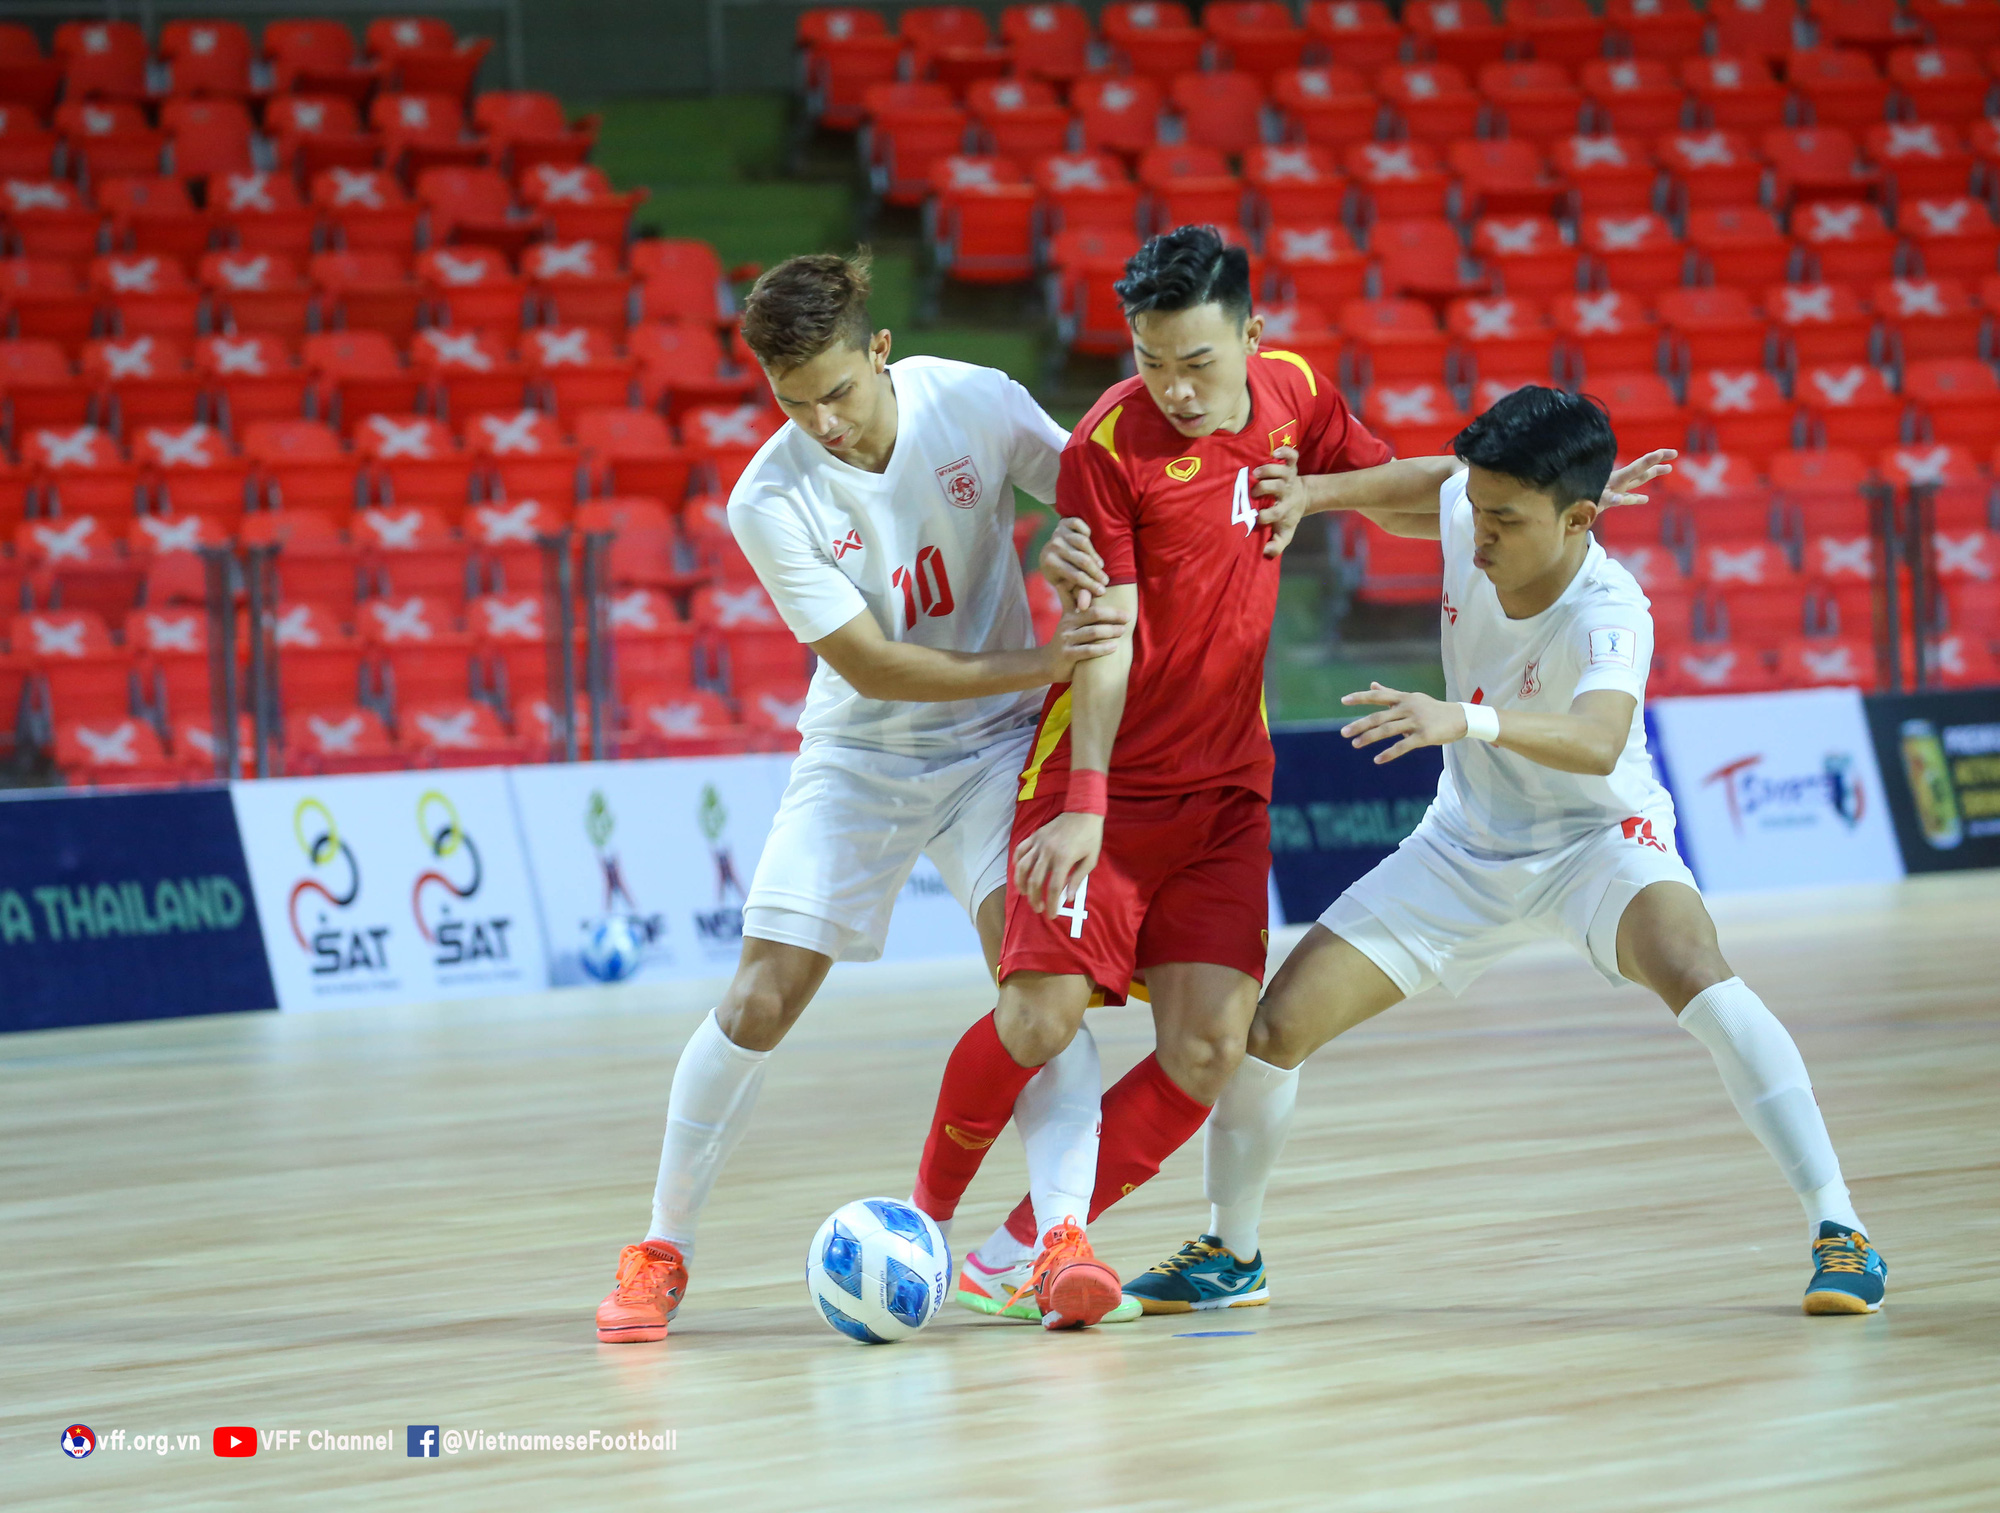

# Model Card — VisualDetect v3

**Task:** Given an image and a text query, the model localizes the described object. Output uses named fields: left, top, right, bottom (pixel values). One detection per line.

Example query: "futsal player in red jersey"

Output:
left=904, top=225, right=1396, bottom=1326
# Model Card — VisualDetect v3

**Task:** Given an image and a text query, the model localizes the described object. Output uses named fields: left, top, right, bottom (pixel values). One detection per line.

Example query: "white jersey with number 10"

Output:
left=727, top=356, right=1067, bottom=756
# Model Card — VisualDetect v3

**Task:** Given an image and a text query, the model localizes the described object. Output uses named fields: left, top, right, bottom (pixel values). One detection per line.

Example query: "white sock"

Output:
left=1679, top=978, right=1864, bottom=1240
left=647, top=1009, right=771, bottom=1251
left=1017, top=1020, right=1102, bottom=1244
left=970, top=1222, right=1033, bottom=1273
left=1205, top=1055, right=1300, bottom=1263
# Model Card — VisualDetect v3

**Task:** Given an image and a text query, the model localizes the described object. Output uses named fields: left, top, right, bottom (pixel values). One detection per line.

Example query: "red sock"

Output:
left=999, top=1053, right=1212, bottom=1238
left=912, top=1011, right=1039, bottom=1222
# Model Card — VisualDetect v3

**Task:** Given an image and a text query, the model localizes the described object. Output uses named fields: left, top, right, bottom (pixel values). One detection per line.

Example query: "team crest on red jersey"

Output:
left=1165, top=456, right=1201, bottom=482
left=1519, top=660, right=1541, bottom=699
left=1268, top=419, right=1300, bottom=453
left=934, top=455, right=982, bottom=509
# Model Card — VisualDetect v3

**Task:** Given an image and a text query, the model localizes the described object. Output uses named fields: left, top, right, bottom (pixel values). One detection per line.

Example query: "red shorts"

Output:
left=998, top=786, right=1271, bottom=1003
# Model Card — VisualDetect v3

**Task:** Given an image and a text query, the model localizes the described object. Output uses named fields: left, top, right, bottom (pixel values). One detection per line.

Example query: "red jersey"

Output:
left=1017, top=349, right=1391, bottom=803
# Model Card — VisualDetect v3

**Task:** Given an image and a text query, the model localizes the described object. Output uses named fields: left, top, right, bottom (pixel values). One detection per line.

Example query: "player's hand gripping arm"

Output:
left=811, top=590, right=1131, bottom=703
left=1253, top=449, right=1681, bottom=548
left=1340, top=683, right=1638, bottom=776
left=1039, top=516, right=1110, bottom=608
left=1014, top=582, right=1136, bottom=919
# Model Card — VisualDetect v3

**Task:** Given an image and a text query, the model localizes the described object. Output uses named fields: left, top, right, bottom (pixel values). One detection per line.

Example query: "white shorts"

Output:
left=743, top=730, right=1032, bottom=963
left=1320, top=808, right=1700, bottom=998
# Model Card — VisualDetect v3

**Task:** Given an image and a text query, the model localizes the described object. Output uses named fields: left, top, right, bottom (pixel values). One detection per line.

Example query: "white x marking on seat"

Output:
left=38, top=429, right=103, bottom=467
left=477, top=501, right=541, bottom=542
left=1100, top=83, right=1138, bottom=111
left=328, top=168, right=385, bottom=207
left=648, top=700, right=711, bottom=736
left=214, top=255, right=273, bottom=290
left=479, top=597, right=540, bottom=637
left=609, top=590, right=659, bottom=630
left=1809, top=367, right=1869, bottom=405
left=76, top=723, right=138, bottom=763
left=1884, top=122, right=1943, bottom=157
left=1935, top=532, right=1994, bottom=578
left=1570, top=137, right=1627, bottom=167
left=1259, top=148, right=1315, bottom=182
left=1705, top=371, right=1760, bottom=412
left=945, top=159, right=998, bottom=189
left=1890, top=447, right=1952, bottom=485
left=362, top=511, right=424, bottom=549
left=1806, top=204, right=1864, bottom=241
left=1047, top=158, right=1105, bottom=191
left=1483, top=220, right=1543, bottom=254
left=141, top=611, right=201, bottom=650
left=1403, top=70, right=1441, bottom=98
left=1607, top=62, right=1640, bottom=90
left=1708, top=546, right=1768, bottom=582
left=1890, top=279, right=1946, bottom=316
left=370, top=597, right=432, bottom=639
left=1570, top=292, right=1624, bottom=333
left=396, top=98, right=433, bottom=128
left=421, top=330, right=493, bottom=369
left=1914, top=199, right=1974, bottom=234
left=144, top=426, right=214, bottom=466
left=1277, top=226, right=1336, bottom=261
left=1678, top=455, right=1734, bottom=495
left=8, top=181, right=71, bottom=211
left=101, top=338, right=157, bottom=378
left=139, top=517, right=205, bottom=553
left=1814, top=536, right=1873, bottom=578
left=1361, top=144, right=1419, bottom=180
left=1376, top=385, right=1442, bottom=424
left=534, top=242, right=599, bottom=277
left=1595, top=216, right=1654, bottom=250
left=223, top=174, right=277, bottom=211
left=531, top=328, right=590, bottom=366
left=309, top=712, right=363, bottom=753
left=477, top=412, right=544, bottom=454
left=365, top=417, right=437, bottom=458
left=430, top=250, right=491, bottom=286
left=711, top=586, right=781, bottom=626
left=415, top=709, right=479, bottom=747
left=33, top=518, right=97, bottom=562
left=1463, top=300, right=1518, bottom=338
left=208, top=337, right=267, bottom=374
left=30, top=618, right=87, bottom=655
left=755, top=690, right=807, bottom=726
left=292, top=101, right=328, bottom=131
left=697, top=408, right=762, bottom=447
left=1682, top=650, right=1739, bottom=686
left=105, top=258, right=162, bottom=293
left=1296, top=70, right=1332, bottom=99
left=274, top=605, right=323, bottom=646
left=1780, top=286, right=1833, bottom=322
left=1673, top=132, right=1733, bottom=167
left=1802, top=645, right=1857, bottom=678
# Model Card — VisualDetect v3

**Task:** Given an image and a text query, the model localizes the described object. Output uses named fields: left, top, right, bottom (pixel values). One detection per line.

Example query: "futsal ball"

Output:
left=807, top=1197, right=951, bottom=1344
left=580, top=915, right=642, bottom=983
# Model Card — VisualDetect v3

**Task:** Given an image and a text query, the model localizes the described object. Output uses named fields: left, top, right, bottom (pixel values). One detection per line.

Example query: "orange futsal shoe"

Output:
left=596, top=1240, right=688, bottom=1344
left=1017, top=1217, right=1120, bottom=1331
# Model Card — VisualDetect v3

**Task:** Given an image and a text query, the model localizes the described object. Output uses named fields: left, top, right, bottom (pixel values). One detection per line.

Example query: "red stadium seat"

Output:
left=1656, top=128, right=1764, bottom=210
left=1447, top=295, right=1556, bottom=381
left=1873, top=276, right=1981, bottom=360
left=476, top=91, right=597, bottom=172
left=516, top=325, right=632, bottom=418
left=628, top=321, right=755, bottom=419
left=210, top=170, right=318, bottom=256
left=805, top=34, right=905, bottom=132
left=310, top=250, right=424, bottom=340
left=1795, top=199, right=1898, bottom=283
left=1604, top=0, right=1706, bottom=61
left=1505, top=0, right=1606, bottom=65
left=303, top=329, right=424, bottom=428
left=312, top=167, right=422, bottom=254
left=1101, top=3, right=1204, bottom=82
left=1763, top=127, right=1881, bottom=208
left=1885, top=46, right=1988, bottom=123
left=1580, top=210, right=1684, bottom=290
left=196, top=332, right=310, bottom=430
left=1657, top=286, right=1769, bottom=369
left=965, top=78, right=1071, bottom=162
left=1708, top=0, right=1802, bottom=64
left=354, top=413, right=475, bottom=508
left=1451, top=140, right=1565, bottom=220
left=1798, top=362, right=1905, bottom=449
left=98, top=177, right=206, bottom=260
left=1551, top=290, right=1662, bottom=378
left=416, top=245, right=526, bottom=336
left=56, top=98, right=162, bottom=180
left=1685, top=204, right=1796, bottom=284
left=370, top=92, right=486, bottom=177
left=1373, top=217, right=1485, bottom=303
left=1470, top=214, right=1579, bottom=296
left=419, top=166, right=541, bottom=257
left=1689, top=368, right=1796, bottom=456
left=1205, top=1, right=1307, bottom=82
left=1344, top=140, right=1451, bottom=220
left=1339, top=297, right=1451, bottom=384
left=683, top=403, right=784, bottom=495
left=1480, top=61, right=1585, bottom=143
left=2, top=178, right=99, bottom=261
left=1273, top=66, right=1379, bottom=150
left=411, top=327, right=528, bottom=419
left=864, top=84, right=969, bottom=208
left=1903, top=196, right=2000, bottom=279
left=1303, top=1, right=1404, bottom=72
left=1169, top=71, right=1269, bottom=157
left=1344, top=518, right=1445, bottom=603
left=161, top=97, right=256, bottom=179
left=1913, top=0, right=2000, bottom=49
left=266, top=93, right=378, bottom=179
left=1790, top=48, right=1893, bottom=132
left=159, top=19, right=254, bottom=97
left=526, top=239, right=635, bottom=330
left=467, top=497, right=568, bottom=589
left=1074, top=76, right=1163, bottom=161
left=1905, top=357, right=2000, bottom=445
left=55, top=20, right=149, bottom=102
left=0, top=262, right=96, bottom=353
left=1243, top=144, right=1346, bottom=230
left=285, top=704, right=400, bottom=774
left=1377, top=64, right=1482, bottom=143
left=1681, top=56, right=1789, bottom=132
left=576, top=411, right=693, bottom=504
left=1865, top=120, right=1974, bottom=202
left=1767, top=282, right=1875, bottom=368
left=91, top=254, right=202, bottom=342
left=1583, top=58, right=1686, bottom=137
left=240, top=419, right=359, bottom=514
left=1405, top=1, right=1505, bottom=72
left=1776, top=636, right=1877, bottom=689
left=634, top=239, right=731, bottom=327
left=1000, top=5, right=1092, bottom=86
left=1591, top=369, right=1690, bottom=441
left=1268, top=223, right=1368, bottom=309
left=467, top=409, right=582, bottom=502
left=83, top=335, right=201, bottom=432
left=200, top=251, right=312, bottom=340
left=136, top=423, right=252, bottom=517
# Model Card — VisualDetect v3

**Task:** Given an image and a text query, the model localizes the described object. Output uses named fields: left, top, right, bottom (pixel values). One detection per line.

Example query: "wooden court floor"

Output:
left=6, top=872, right=1998, bottom=1511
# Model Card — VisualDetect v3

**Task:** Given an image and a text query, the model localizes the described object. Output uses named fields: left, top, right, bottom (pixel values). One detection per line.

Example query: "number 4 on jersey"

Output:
left=1230, top=466, right=1257, bottom=535
left=1056, top=875, right=1088, bottom=939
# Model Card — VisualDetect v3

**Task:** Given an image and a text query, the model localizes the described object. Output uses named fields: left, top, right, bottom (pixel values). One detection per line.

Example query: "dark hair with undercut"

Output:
left=739, top=249, right=874, bottom=372
left=1451, top=385, right=1618, bottom=510
left=1114, top=224, right=1253, bottom=326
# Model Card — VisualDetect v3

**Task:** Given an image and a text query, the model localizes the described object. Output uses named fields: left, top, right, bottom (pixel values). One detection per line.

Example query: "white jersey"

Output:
left=728, top=356, right=1066, bottom=756
left=1427, top=469, right=1673, bottom=857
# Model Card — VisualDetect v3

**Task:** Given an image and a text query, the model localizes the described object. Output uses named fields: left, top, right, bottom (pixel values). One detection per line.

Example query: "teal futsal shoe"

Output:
left=1121, top=1235, right=1269, bottom=1315
left=1803, top=1222, right=1887, bottom=1315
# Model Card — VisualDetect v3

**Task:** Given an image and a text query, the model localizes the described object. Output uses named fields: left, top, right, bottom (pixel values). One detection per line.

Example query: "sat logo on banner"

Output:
left=231, top=769, right=546, bottom=1010
left=1649, top=687, right=1905, bottom=894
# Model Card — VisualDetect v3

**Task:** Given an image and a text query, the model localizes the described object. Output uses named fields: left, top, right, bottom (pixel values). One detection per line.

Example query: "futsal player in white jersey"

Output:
left=1123, top=386, right=1888, bottom=1318
left=597, top=252, right=1136, bottom=1341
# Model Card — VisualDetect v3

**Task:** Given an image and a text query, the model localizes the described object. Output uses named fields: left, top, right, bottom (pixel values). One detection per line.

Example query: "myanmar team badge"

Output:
left=934, top=455, right=982, bottom=509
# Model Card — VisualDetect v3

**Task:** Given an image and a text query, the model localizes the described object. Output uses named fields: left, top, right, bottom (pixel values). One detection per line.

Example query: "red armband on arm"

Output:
left=1063, top=768, right=1108, bottom=816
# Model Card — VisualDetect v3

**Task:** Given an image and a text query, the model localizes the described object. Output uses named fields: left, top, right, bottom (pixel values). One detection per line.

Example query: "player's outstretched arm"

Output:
left=1014, top=583, right=1136, bottom=920
left=1253, top=448, right=1681, bottom=552
left=811, top=592, right=1131, bottom=704
left=1341, top=683, right=1636, bottom=776
left=1039, top=517, right=1109, bottom=608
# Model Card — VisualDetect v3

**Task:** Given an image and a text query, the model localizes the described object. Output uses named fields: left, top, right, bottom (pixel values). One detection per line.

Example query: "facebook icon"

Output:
left=407, top=1426, right=439, bottom=1458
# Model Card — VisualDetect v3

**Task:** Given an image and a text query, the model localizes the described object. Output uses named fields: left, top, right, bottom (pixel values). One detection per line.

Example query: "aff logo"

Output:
left=1621, top=815, right=1668, bottom=852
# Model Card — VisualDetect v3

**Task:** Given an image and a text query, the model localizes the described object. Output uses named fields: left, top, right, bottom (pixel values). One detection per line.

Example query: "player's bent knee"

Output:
left=717, top=982, right=811, bottom=1051
left=994, top=974, right=1089, bottom=1066
left=1245, top=1010, right=1313, bottom=1071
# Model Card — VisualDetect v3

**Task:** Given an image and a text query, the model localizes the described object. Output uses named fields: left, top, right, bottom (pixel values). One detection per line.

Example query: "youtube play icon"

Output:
left=213, top=1426, right=257, bottom=1457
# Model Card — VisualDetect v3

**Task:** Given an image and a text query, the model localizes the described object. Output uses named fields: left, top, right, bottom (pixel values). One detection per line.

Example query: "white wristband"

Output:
left=1460, top=703, right=1501, bottom=743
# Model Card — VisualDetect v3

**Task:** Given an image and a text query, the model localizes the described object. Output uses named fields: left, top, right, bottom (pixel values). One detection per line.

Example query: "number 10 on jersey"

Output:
left=893, top=545, right=956, bottom=629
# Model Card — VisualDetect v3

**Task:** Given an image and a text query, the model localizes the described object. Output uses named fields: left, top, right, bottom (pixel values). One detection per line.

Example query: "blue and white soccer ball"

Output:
left=807, top=1197, right=951, bottom=1344
left=580, top=915, right=643, bottom=983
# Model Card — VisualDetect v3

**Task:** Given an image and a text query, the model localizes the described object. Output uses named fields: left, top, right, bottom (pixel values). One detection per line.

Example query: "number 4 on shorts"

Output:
left=1056, top=875, right=1089, bottom=939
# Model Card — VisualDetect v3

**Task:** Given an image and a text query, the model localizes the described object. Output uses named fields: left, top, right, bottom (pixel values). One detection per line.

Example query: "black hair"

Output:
left=1114, top=224, right=1253, bottom=326
left=1451, top=386, right=1618, bottom=510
